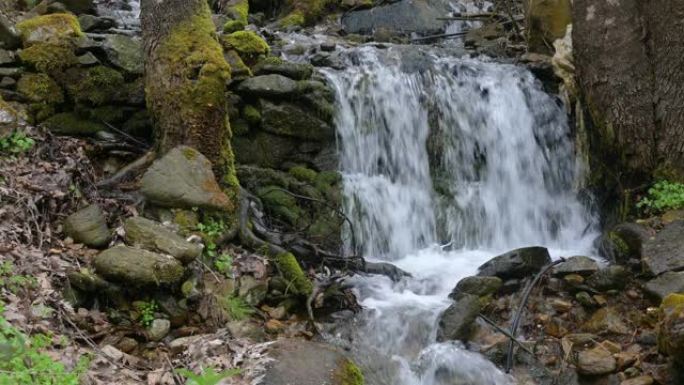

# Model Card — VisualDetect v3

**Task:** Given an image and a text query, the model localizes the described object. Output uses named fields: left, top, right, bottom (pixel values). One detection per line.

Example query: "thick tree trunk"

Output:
left=573, top=0, right=684, bottom=205
left=141, top=0, right=239, bottom=190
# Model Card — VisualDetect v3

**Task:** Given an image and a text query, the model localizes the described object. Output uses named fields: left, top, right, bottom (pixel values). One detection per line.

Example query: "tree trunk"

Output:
left=141, top=0, right=239, bottom=191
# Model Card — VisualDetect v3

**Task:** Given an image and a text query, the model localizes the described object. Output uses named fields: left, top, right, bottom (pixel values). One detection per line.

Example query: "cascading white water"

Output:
left=322, top=46, right=598, bottom=385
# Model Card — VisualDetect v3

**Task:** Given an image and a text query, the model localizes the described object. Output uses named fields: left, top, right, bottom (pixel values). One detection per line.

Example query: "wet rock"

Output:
left=342, top=0, right=449, bottom=37
left=583, top=307, right=630, bottom=335
left=236, top=74, right=299, bottom=98
left=449, top=276, right=502, bottom=300
left=598, top=223, right=651, bottom=264
left=262, top=339, right=364, bottom=385
left=642, top=220, right=684, bottom=276
left=238, top=275, right=268, bottom=306
left=254, top=61, right=313, bottom=80
left=643, top=271, right=684, bottom=300
left=140, top=146, right=234, bottom=211
left=436, top=293, right=481, bottom=342
left=362, top=261, right=411, bottom=282
left=78, top=15, right=115, bottom=32
left=576, top=346, right=616, bottom=375
left=64, top=204, right=110, bottom=248
left=93, top=245, right=185, bottom=286
left=620, top=376, right=654, bottom=385
left=260, top=100, right=334, bottom=141
left=576, top=291, right=595, bottom=307
left=552, top=256, right=599, bottom=276
left=657, top=294, right=684, bottom=364
left=101, top=34, right=143, bottom=75
left=0, top=14, right=20, bottom=49
left=586, top=266, right=629, bottom=291
left=478, top=246, right=551, bottom=279
left=148, top=319, right=170, bottom=341
left=123, top=216, right=202, bottom=264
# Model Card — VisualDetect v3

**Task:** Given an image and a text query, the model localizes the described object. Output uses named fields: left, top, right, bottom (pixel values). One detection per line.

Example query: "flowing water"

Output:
left=322, top=46, right=598, bottom=385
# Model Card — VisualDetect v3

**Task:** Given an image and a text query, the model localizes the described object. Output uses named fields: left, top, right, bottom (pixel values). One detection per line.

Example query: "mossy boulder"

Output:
left=260, top=99, right=334, bottom=140
left=140, top=146, right=235, bottom=211
left=242, top=104, right=261, bottom=126
left=274, top=252, right=312, bottom=296
left=64, top=204, right=110, bottom=248
left=93, top=245, right=185, bottom=286
left=123, top=216, right=202, bottom=264
left=224, top=49, right=251, bottom=78
left=16, top=13, right=83, bottom=46
left=289, top=166, right=317, bottom=183
left=258, top=185, right=303, bottom=225
left=0, top=98, right=20, bottom=138
left=221, top=30, right=269, bottom=63
left=597, top=222, right=651, bottom=264
left=585, top=265, right=629, bottom=291
left=436, top=293, right=481, bottom=342
left=71, top=65, right=125, bottom=106
left=101, top=34, right=143, bottom=75
left=448, top=276, right=502, bottom=300
left=43, top=112, right=106, bottom=135
left=18, top=42, right=77, bottom=73
left=16, top=73, right=63, bottom=104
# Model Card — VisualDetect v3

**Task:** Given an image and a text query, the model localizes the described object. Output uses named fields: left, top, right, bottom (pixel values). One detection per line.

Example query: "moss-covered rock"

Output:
left=124, top=216, right=202, bottom=264
left=64, top=204, right=110, bottom=248
left=275, top=252, right=312, bottom=296
left=289, top=166, right=317, bottom=183
left=658, top=294, right=684, bottom=364
left=224, top=49, right=252, bottom=77
left=0, top=97, right=20, bottom=138
left=258, top=185, right=303, bottom=225
left=101, top=34, right=143, bottom=75
left=279, top=0, right=338, bottom=27
left=44, top=112, right=106, bottom=135
left=18, top=42, right=77, bottom=73
left=93, top=245, right=185, bottom=286
left=16, top=13, right=83, bottom=46
left=221, top=30, right=269, bottom=63
left=16, top=73, right=63, bottom=104
left=223, top=19, right=246, bottom=34
left=73, top=65, right=125, bottom=106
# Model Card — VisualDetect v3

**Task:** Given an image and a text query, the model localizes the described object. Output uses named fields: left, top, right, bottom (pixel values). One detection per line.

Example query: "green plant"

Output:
left=0, top=302, right=90, bottom=384
left=219, top=295, right=253, bottom=321
left=0, top=132, right=35, bottom=154
left=196, top=217, right=226, bottom=239
left=136, top=301, right=158, bottom=328
left=214, top=254, right=233, bottom=277
left=637, top=180, right=684, bottom=214
left=176, top=367, right=240, bottom=385
left=0, top=261, right=36, bottom=293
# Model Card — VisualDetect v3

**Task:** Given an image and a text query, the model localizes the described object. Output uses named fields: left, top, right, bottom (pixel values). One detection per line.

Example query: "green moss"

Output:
left=223, top=19, right=246, bottom=34
left=280, top=0, right=338, bottom=27
left=221, top=30, right=269, bottom=58
left=608, top=231, right=630, bottom=257
left=260, top=56, right=284, bottom=65
left=18, top=43, right=77, bottom=73
left=258, top=185, right=302, bottom=225
left=81, top=105, right=126, bottom=124
left=74, top=66, right=125, bottom=106
left=275, top=252, right=312, bottom=296
left=182, top=147, right=199, bottom=160
left=43, top=112, right=106, bottom=135
left=289, top=166, right=317, bottom=183
left=242, top=104, right=261, bottom=126
left=335, top=359, right=364, bottom=385
left=16, top=13, right=83, bottom=46
left=226, top=0, right=249, bottom=24
left=279, top=11, right=305, bottom=28
left=17, top=73, right=63, bottom=104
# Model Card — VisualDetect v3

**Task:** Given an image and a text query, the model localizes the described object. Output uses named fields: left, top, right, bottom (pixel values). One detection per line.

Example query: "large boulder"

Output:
left=123, top=216, right=202, bottom=264
left=93, top=245, right=185, bottom=286
left=101, top=34, right=143, bottom=75
left=642, top=220, right=684, bottom=276
left=64, top=204, right=110, bottom=248
left=262, top=339, right=364, bottom=385
left=140, top=146, right=234, bottom=211
left=585, top=265, right=629, bottom=291
left=236, top=74, right=299, bottom=97
left=644, top=271, right=684, bottom=300
left=436, top=293, right=481, bottom=342
left=597, top=222, right=652, bottom=264
left=260, top=100, right=334, bottom=141
left=342, top=0, right=450, bottom=37
left=477, top=247, right=551, bottom=279
left=448, top=276, right=502, bottom=300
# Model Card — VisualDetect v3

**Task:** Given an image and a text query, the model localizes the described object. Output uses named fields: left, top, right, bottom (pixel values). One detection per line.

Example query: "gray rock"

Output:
left=61, top=0, right=96, bottom=14
left=449, top=276, right=502, bottom=300
left=342, top=0, right=450, bottom=36
left=140, top=146, right=233, bottom=211
left=478, top=246, right=551, bottom=279
left=552, top=256, right=599, bottom=276
left=642, top=220, right=684, bottom=276
left=0, top=76, right=15, bottom=89
left=0, top=67, right=23, bottom=77
left=576, top=346, right=616, bottom=375
left=123, top=216, right=202, bottom=264
left=238, top=275, right=268, bottom=306
left=0, top=14, right=20, bottom=49
left=598, top=222, right=652, bottom=263
left=64, top=205, right=110, bottom=248
left=93, top=245, right=185, bottom=286
left=236, top=74, right=299, bottom=98
left=586, top=265, right=629, bottom=291
left=436, top=293, right=481, bottom=342
left=78, top=15, right=115, bottom=32
left=254, top=61, right=314, bottom=80
left=0, top=100, right=18, bottom=138
left=260, top=100, right=334, bottom=141
left=101, top=34, right=143, bottom=75
left=644, top=271, right=684, bottom=300
left=148, top=319, right=170, bottom=341
left=262, top=339, right=363, bottom=385
left=76, top=51, right=99, bottom=66
left=0, top=49, right=15, bottom=66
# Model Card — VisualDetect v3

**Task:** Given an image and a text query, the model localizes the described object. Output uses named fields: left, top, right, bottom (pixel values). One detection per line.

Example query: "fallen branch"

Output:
left=97, top=151, right=156, bottom=188
left=477, top=314, right=534, bottom=355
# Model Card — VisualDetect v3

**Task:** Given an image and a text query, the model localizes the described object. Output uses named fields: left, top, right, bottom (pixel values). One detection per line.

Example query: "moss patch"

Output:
left=226, top=0, right=249, bottom=24
left=17, top=73, right=63, bottom=104
left=221, top=31, right=269, bottom=59
left=242, top=104, right=261, bottom=126
left=258, top=185, right=302, bottom=225
left=275, top=252, right=312, bottom=296
left=74, top=66, right=125, bottom=106
left=16, top=13, right=83, bottom=46
left=335, top=359, right=364, bottom=385
left=18, top=42, right=77, bottom=73
left=223, top=19, right=246, bottom=34
left=289, top=166, right=317, bottom=183
left=44, top=112, right=106, bottom=135
left=279, top=11, right=305, bottom=27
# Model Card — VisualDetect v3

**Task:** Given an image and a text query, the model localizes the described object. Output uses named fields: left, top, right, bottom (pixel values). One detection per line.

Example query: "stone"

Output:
left=551, top=299, right=573, bottom=312
left=64, top=204, right=110, bottom=248
left=0, top=98, right=18, bottom=138
left=0, top=14, right=20, bottom=49
left=140, top=146, right=234, bottom=211
left=582, top=307, right=630, bottom=335
left=101, top=34, right=143, bottom=75
left=598, top=223, right=652, bottom=263
left=576, top=291, right=595, bottom=307
left=552, top=256, right=599, bottom=276
left=123, top=216, right=202, bottom=264
left=147, top=319, right=170, bottom=342
left=78, top=15, right=115, bottom=32
left=526, top=0, right=571, bottom=53
left=236, top=74, right=299, bottom=98
left=93, top=245, right=185, bottom=286
left=662, top=210, right=684, bottom=225
left=0, top=49, right=15, bottom=66
left=260, top=100, right=334, bottom=141
left=238, top=275, right=268, bottom=306
left=477, top=246, right=551, bottom=279
left=576, top=346, right=616, bottom=375
left=0, top=77, right=15, bottom=89
left=643, top=271, right=684, bottom=300
left=586, top=265, right=629, bottom=291
left=261, top=339, right=364, bottom=385
left=76, top=51, right=99, bottom=66
left=564, top=273, right=585, bottom=285
left=265, top=319, right=285, bottom=333
left=16, top=13, right=82, bottom=46
left=436, top=293, right=481, bottom=342
left=642, top=220, right=684, bottom=276
left=342, top=0, right=449, bottom=37
left=254, top=61, right=313, bottom=80
left=169, top=335, right=204, bottom=354
left=61, top=0, right=96, bottom=14
left=657, top=294, right=684, bottom=364
left=620, top=376, right=654, bottom=385
left=449, top=276, right=502, bottom=300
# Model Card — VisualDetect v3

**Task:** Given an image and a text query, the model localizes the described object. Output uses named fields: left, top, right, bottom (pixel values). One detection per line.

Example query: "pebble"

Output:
left=265, top=319, right=285, bottom=333
left=576, top=291, right=595, bottom=307
left=577, top=346, right=617, bottom=375
left=564, top=274, right=584, bottom=285
left=148, top=319, right=171, bottom=342
left=551, top=299, right=573, bottom=312
left=593, top=295, right=608, bottom=306
left=620, top=375, right=654, bottom=385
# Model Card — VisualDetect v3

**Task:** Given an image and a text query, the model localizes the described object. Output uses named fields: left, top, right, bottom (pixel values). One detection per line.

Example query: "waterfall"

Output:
left=322, top=46, right=598, bottom=385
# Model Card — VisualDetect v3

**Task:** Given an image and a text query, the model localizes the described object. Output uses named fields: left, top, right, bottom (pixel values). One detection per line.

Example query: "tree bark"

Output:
left=141, top=0, right=239, bottom=190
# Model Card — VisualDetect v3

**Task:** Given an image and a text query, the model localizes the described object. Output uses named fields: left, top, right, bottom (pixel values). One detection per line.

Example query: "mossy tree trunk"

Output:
left=141, top=0, right=239, bottom=191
